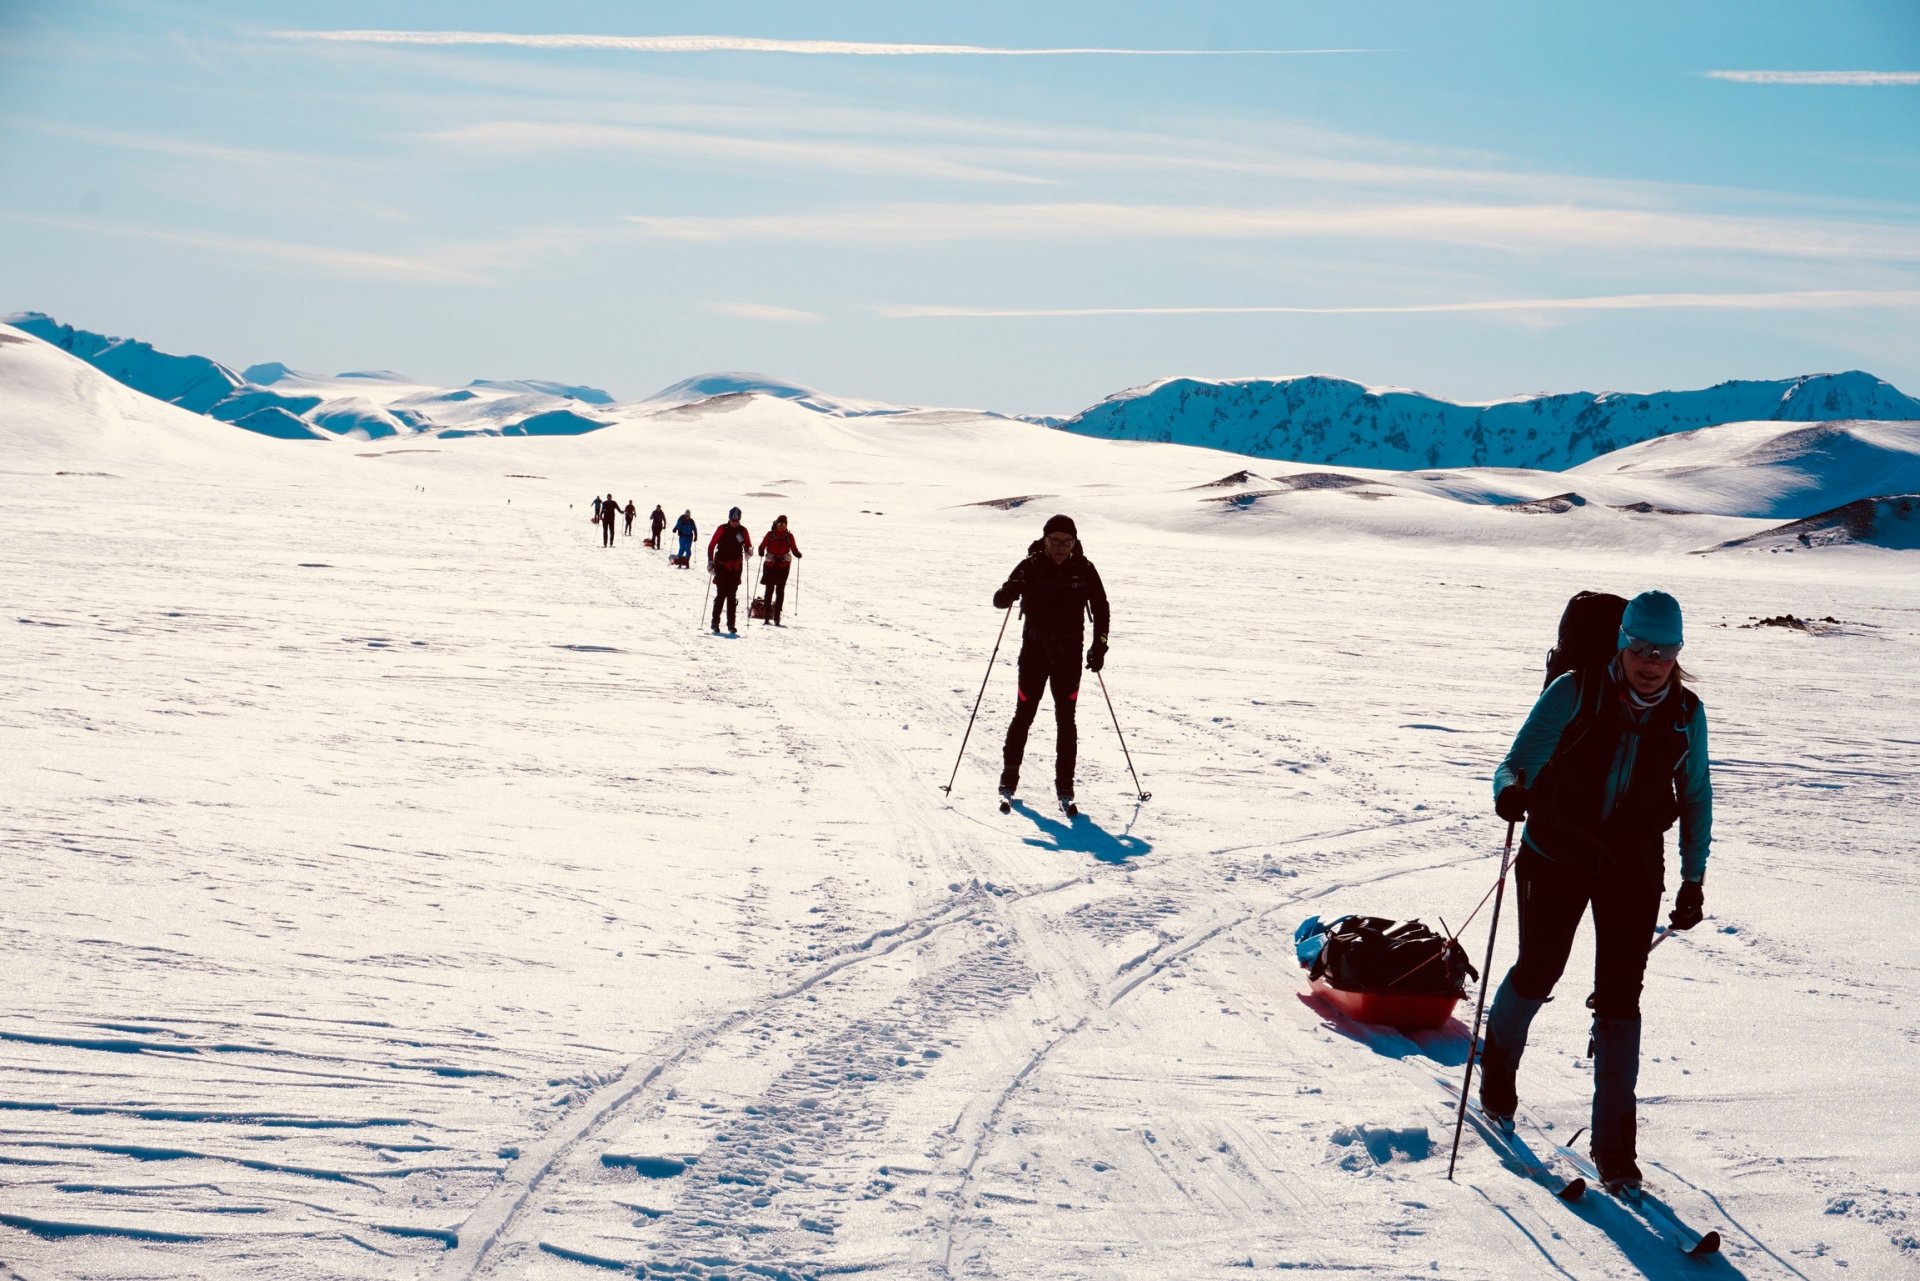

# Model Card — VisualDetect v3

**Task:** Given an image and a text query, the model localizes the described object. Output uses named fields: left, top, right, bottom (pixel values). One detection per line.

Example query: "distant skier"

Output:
left=707, top=507, right=755, bottom=634
left=622, top=500, right=637, bottom=537
left=601, top=493, right=618, bottom=547
left=991, top=514, right=1110, bottom=814
left=672, top=510, right=697, bottom=567
left=649, top=504, right=667, bottom=549
left=591, top=495, right=603, bottom=522
left=1481, top=590, right=1714, bottom=1195
left=756, top=515, right=803, bottom=625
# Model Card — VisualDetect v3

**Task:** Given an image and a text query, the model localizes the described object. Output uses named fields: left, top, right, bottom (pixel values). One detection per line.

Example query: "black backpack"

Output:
left=1307, top=916, right=1477, bottom=997
left=1544, top=591, right=1628, bottom=690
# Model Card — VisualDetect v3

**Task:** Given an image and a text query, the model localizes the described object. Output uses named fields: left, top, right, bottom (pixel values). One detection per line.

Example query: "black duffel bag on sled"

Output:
left=1295, top=914, right=1477, bottom=1029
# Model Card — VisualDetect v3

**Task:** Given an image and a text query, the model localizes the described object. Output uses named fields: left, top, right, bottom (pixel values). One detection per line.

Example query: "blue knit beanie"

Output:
left=1619, top=590, right=1684, bottom=649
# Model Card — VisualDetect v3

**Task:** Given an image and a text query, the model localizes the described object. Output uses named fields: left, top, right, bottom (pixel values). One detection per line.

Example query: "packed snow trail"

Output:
left=431, top=498, right=1526, bottom=1277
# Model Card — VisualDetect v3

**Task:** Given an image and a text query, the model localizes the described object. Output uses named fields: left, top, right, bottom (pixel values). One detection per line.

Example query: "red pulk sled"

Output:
left=1296, top=915, right=1475, bottom=1030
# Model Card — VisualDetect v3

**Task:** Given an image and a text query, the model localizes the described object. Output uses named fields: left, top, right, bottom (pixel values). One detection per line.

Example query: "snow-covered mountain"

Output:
left=1058, top=372, right=1920, bottom=470
left=638, top=371, right=920, bottom=418
left=6, top=312, right=614, bottom=441
left=0, top=324, right=335, bottom=472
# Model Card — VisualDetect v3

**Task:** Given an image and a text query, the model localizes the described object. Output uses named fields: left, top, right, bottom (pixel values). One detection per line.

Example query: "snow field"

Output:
left=3, top=352, right=1919, bottom=1278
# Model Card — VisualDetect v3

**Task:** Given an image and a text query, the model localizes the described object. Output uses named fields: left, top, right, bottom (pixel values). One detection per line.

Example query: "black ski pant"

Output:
left=1503, top=841, right=1665, bottom=1019
left=624, top=514, right=634, bottom=535
left=712, top=566, right=742, bottom=630
left=1001, top=636, right=1082, bottom=796
left=602, top=518, right=615, bottom=547
left=762, top=562, right=791, bottom=621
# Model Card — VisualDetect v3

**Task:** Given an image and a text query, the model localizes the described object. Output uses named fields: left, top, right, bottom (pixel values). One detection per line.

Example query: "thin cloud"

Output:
left=880, top=289, right=1920, bottom=319
left=256, top=44, right=1888, bottom=216
left=1706, top=70, right=1920, bottom=86
left=271, top=30, right=1383, bottom=57
left=624, top=201, right=1920, bottom=261
left=424, top=121, right=1054, bottom=185
left=708, top=302, right=823, bottom=323
left=8, top=215, right=501, bottom=283
left=10, top=119, right=413, bottom=223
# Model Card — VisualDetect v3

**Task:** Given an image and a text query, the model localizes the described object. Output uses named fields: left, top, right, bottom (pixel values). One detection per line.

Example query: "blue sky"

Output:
left=3, top=0, right=1917, bottom=413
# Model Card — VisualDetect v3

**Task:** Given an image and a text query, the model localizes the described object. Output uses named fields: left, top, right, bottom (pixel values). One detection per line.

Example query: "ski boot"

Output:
left=997, top=784, right=1016, bottom=815
left=1592, top=1150, right=1643, bottom=1198
left=1058, top=792, right=1078, bottom=818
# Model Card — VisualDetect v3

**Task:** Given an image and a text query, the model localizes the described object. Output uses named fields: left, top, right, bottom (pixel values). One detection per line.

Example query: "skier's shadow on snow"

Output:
left=1009, top=802, right=1151, bottom=864
left=1471, top=1120, right=1752, bottom=1279
left=1298, top=991, right=1472, bottom=1067
left=1309, top=993, right=1754, bottom=1277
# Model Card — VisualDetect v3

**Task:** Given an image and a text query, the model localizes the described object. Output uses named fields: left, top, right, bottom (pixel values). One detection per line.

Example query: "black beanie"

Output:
left=1043, top=514, right=1076, bottom=537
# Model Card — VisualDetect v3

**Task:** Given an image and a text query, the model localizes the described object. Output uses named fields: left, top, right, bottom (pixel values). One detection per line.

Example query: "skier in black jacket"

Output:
left=991, top=514, right=1110, bottom=812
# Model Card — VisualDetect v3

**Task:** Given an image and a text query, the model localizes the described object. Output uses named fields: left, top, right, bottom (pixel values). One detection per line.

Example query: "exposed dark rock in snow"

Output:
left=1701, top=494, right=1920, bottom=553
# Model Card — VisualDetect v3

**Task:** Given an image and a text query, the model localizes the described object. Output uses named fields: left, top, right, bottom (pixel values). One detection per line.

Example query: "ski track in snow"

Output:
left=4, top=387, right=1919, bottom=1280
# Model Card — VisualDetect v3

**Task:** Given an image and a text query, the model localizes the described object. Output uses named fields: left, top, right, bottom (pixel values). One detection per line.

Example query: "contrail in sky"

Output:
left=270, top=30, right=1385, bottom=57
left=881, top=290, right=1920, bottom=318
left=1705, top=70, right=1920, bottom=85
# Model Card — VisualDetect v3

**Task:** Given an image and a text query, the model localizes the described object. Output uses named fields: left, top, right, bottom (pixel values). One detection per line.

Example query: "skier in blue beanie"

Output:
left=1480, top=589, right=1713, bottom=1194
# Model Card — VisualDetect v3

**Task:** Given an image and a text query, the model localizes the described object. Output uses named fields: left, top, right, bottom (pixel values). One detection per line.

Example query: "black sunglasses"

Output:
left=1623, top=635, right=1682, bottom=662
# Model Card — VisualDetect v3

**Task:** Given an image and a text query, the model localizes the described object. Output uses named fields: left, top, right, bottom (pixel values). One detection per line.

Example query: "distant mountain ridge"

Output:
left=1058, top=372, right=1920, bottom=471
left=7, top=312, right=614, bottom=441
left=12, top=310, right=1919, bottom=468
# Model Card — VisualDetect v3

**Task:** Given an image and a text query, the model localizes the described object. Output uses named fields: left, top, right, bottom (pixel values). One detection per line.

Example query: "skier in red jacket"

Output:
left=707, top=507, right=755, bottom=634
left=756, top=515, right=803, bottom=625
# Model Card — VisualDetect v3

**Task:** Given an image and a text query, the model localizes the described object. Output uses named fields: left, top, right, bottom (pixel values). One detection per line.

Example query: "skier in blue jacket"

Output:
left=1480, top=590, right=1713, bottom=1194
left=671, top=510, right=697, bottom=567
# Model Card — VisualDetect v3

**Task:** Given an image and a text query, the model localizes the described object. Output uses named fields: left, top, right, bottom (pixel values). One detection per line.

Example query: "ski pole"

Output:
left=700, top=564, right=713, bottom=628
left=941, top=605, right=1013, bottom=796
left=1447, top=788, right=1522, bottom=1182
left=1093, top=672, right=1151, bottom=802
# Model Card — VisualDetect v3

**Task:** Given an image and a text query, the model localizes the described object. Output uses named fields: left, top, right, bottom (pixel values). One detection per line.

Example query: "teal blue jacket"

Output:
left=1493, top=665, right=1713, bottom=882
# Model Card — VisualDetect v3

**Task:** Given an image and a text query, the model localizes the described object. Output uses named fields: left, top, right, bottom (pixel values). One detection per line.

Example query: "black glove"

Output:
left=1669, top=880, right=1705, bottom=931
left=1495, top=784, right=1530, bottom=824
left=992, top=584, right=1017, bottom=610
left=1087, top=639, right=1108, bottom=673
